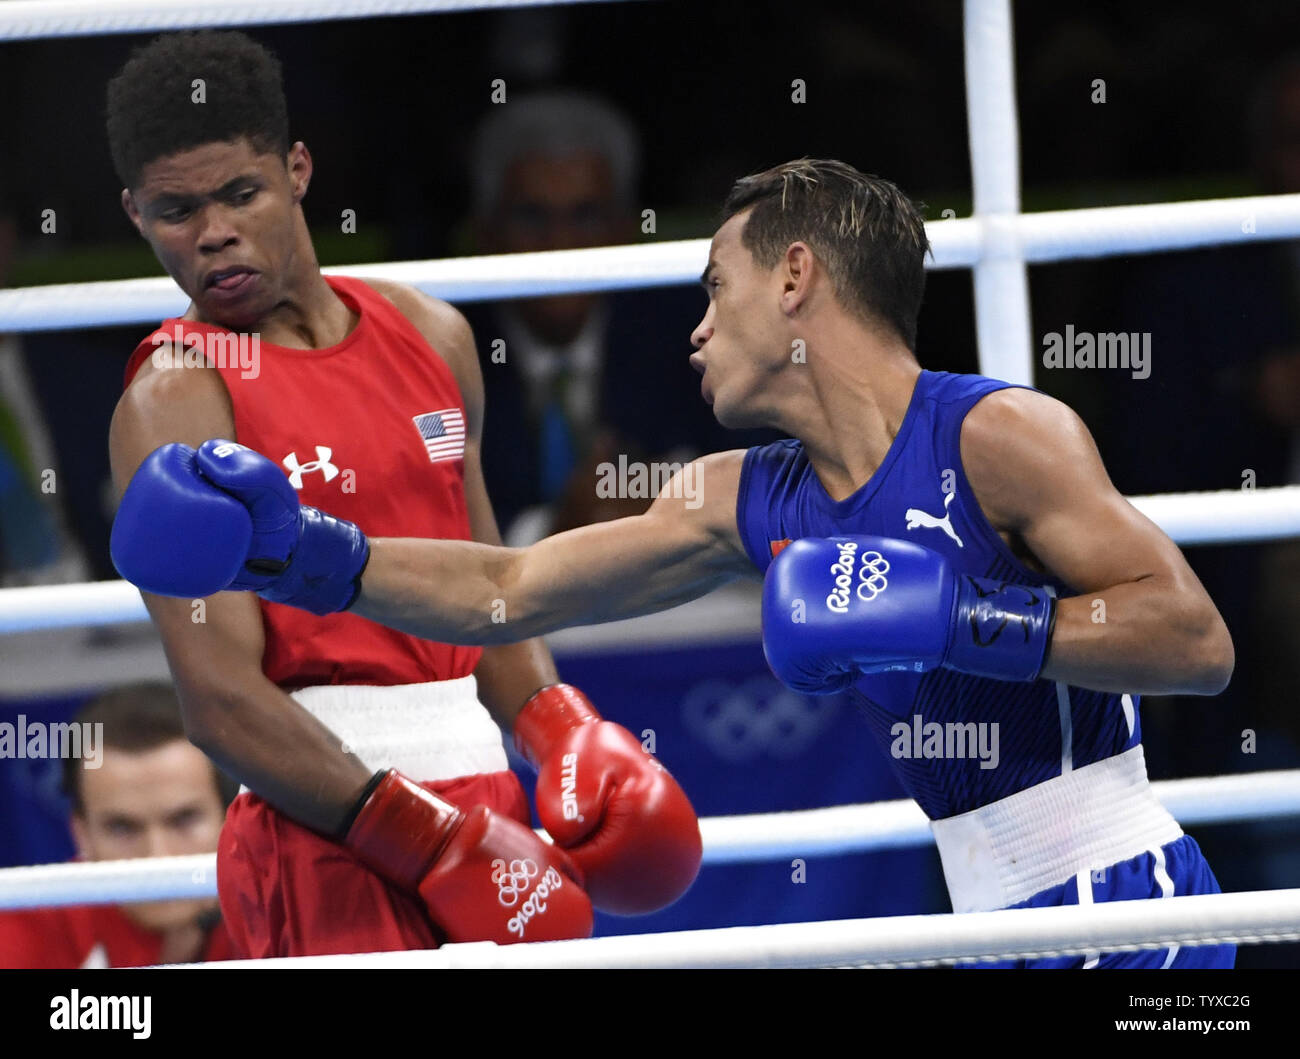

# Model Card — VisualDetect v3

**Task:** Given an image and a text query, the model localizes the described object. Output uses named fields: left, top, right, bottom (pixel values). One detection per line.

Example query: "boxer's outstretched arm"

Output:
left=110, top=361, right=373, bottom=835
left=353, top=448, right=756, bottom=645
left=961, top=387, right=1234, bottom=696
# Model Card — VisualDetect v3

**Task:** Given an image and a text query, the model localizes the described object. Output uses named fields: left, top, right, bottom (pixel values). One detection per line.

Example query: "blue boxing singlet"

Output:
left=735, top=370, right=1232, bottom=968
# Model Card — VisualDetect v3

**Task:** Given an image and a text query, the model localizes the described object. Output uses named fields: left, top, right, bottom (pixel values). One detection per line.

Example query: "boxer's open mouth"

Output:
left=205, top=267, right=257, bottom=291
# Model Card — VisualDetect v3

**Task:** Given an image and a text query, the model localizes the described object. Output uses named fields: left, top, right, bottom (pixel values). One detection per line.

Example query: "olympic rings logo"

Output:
left=827, top=542, right=890, bottom=612
left=682, top=677, right=840, bottom=763
left=491, top=858, right=539, bottom=908
left=856, top=551, right=890, bottom=601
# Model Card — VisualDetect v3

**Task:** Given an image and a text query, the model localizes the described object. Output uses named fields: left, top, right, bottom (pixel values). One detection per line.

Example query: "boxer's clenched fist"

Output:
left=514, top=684, right=703, bottom=915
left=111, top=439, right=368, bottom=614
left=345, top=770, right=593, bottom=944
left=761, top=535, right=1057, bottom=694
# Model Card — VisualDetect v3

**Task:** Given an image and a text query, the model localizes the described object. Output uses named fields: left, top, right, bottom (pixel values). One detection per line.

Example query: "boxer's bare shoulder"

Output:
left=111, top=356, right=234, bottom=488
left=960, top=387, right=1099, bottom=530
left=957, top=383, right=1212, bottom=618
left=957, top=387, right=1099, bottom=572
left=356, top=278, right=483, bottom=425
left=360, top=277, right=462, bottom=341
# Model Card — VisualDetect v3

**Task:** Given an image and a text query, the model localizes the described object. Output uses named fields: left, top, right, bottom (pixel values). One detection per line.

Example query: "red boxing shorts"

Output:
left=217, top=770, right=530, bottom=959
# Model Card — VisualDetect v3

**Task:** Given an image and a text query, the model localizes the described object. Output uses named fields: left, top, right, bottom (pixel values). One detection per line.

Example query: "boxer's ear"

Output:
left=121, top=188, right=145, bottom=236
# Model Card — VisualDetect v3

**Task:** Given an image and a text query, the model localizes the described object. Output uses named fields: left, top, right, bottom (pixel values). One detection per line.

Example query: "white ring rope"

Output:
left=964, top=0, right=1033, bottom=391
left=3, top=770, right=1297, bottom=911
left=0, top=854, right=217, bottom=912
left=173, top=888, right=1300, bottom=968
left=0, top=0, right=627, bottom=42
left=0, top=242, right=716, bottom=333
left=4, top=195, right=1300, bottom=333
left=0, top=580, right=149, bottom=635
left=1126, top=486, right=1300, bottom=546
left=1, top=485, right=1295, bottom=634
left=701, top=770, right=1300, bottom=863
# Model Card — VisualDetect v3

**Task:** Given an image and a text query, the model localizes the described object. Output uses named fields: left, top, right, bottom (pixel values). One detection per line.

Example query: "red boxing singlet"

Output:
left=124, top=275, right=483, bottom=688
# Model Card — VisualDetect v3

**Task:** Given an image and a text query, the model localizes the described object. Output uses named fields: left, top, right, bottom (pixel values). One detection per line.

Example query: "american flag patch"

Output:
left=412, top=409, right=466, bottom=464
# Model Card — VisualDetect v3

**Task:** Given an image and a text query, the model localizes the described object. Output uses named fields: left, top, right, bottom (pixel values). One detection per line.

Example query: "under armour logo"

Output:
left=904, top=489, right=964, bottom=548
left=283, top=446, right=339, bottom=489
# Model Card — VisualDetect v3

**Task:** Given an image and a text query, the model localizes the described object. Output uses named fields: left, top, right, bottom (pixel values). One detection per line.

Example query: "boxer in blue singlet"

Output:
left=740, top=370, right=1232, bottom=968
left=109, top=158, right=1237, bottom=967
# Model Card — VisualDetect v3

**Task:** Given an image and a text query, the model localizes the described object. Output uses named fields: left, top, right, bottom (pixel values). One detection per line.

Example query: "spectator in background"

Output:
left=1246, top=53, right=1300, bottom=759
left=0, top=184, right=91, bottom=587
left=463, top=90, right=774, bottom=543
left=0, top=683, right=236, bottom=967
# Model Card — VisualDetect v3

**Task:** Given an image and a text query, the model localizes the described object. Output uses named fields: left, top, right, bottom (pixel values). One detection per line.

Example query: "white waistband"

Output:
left=930, top=745, right=1184, bottom=913
left=287, top=676, right=508, bottom=783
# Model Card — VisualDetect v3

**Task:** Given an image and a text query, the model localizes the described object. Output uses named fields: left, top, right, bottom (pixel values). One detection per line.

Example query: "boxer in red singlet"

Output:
left=104, top=30, right=700, bottom=957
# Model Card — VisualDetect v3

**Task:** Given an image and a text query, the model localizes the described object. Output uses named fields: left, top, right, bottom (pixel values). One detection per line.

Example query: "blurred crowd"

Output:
left=2, top=1, right=1300, bottom=966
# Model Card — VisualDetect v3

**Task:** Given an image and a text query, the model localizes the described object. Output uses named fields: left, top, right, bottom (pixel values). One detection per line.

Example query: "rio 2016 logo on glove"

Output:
left=825, top=541, right=891, bottom=613
left=489, top=858, right=564, bottom=940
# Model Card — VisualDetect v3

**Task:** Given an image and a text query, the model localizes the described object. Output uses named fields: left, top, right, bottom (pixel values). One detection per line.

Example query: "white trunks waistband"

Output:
left=930, top=745, right=1184, bottom=913
left=288, top=676, right=509, bottom=783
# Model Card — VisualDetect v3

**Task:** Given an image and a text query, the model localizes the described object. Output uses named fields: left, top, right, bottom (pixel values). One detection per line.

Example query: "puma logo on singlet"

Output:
left=904, top=490, right=964, bottom=548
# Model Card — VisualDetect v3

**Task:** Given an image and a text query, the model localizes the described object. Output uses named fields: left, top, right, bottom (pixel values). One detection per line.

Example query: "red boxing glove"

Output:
left=514, top=684, right=703, bottom=915
left=344, top=770, right=593, bottom=944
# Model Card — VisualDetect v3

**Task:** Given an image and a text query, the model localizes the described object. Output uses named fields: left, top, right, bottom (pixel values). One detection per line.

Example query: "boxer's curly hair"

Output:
left=106, top=29, right=290, bottom=190
left=721, top=159, right=931, bottom=350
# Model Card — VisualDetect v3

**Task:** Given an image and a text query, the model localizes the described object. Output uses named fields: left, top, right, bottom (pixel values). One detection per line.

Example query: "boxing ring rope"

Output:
left=2, top=0, right=1298, bottom=967
left=4, top=195, right=1300, bottom=333
left=175, top=889, right=1300, bottom=968
left=4, top=769, right=1299, bottom=911
left=0, top=0, right=631, bottom=43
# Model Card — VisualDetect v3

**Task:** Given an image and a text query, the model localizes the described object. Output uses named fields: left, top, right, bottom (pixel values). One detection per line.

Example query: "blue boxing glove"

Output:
left=110, top=443, right=254, bottom=599
left=761, top=536, right=1056, bottom=694
left=111, top=439, right=369, bottom=615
